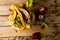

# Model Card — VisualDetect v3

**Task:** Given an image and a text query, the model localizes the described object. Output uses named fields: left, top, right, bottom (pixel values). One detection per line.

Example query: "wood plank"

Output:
left=57, top=0, right=60, bottom=3
left=0, top=26, right=41, bottom=37
left=0, top=26, right=56, bottom=37
left=0, top=11, right=9, bottom=15
left=0, top=5, right=10, bottom=15
left=45, top=13, right=56, bottom=22
left=45, top=13, right=60, bottom=23
left=0, top=21, right=9, bottom=27
left=56, top=7, right=60, bottom=12
left=0, top=0, right=27, bottom=5
left=0, top=5, right=10, bottom=11
left=0, top=16, right=8, bottom=21
left=0, top=16, right=9, bottom=26
left=54, top=16, right=60, bottom=23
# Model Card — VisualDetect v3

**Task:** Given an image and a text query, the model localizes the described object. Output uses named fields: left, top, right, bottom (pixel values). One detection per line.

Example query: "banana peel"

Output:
left=11, top=4, right=25, bottom=25
left=8, top=9, right=16, bottom=25
left=19, top=8, right=30, bottom=19
left=9, top=4, right=31, bottom=31
left=25, top=24, right=30, bottom=28
left=19, top=8, right=31, bottom=29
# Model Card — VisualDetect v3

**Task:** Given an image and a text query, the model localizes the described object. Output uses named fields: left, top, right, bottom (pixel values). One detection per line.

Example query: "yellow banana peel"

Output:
left=9, top=4, right=31, bottom=31
left=11, top=4, right=25, bottom=25
left=8, top=9, right=16, bottom=25
left=25, top=24, right=30, bottom=28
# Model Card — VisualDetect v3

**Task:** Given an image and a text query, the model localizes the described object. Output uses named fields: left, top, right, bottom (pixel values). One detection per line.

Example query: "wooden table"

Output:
left=0, top=0, right=57, bottom=40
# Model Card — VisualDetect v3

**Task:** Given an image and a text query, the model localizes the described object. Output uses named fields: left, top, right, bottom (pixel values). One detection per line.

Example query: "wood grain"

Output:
left=0, top=0, right=59, bottom=37
left=0, top=5, right=10, bottom=15
left=0, top=16, right=9, bottom=26
left=0, top=11, right=9, bottom=15
left=0, top=26, right=56, bottom=37
left=0, top=0, right=27, bottom=5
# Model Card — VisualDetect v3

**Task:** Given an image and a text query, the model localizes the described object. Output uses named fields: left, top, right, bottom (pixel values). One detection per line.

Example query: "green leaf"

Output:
left=26, top=2, right=29, bottom=8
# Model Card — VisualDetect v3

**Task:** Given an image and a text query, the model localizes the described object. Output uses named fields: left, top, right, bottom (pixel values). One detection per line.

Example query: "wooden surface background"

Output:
left=0, top=0, right=60, bottom=38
